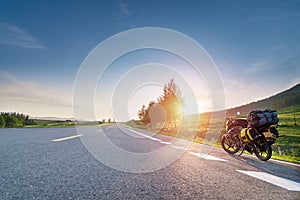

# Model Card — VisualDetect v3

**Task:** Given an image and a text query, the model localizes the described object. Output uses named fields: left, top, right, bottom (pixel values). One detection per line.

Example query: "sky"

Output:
left=0, top=0, right=299, bottom=121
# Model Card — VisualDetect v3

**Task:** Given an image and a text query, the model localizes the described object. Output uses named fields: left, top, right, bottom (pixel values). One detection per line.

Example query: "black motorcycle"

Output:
left=221, top=117, right=279, bottom=161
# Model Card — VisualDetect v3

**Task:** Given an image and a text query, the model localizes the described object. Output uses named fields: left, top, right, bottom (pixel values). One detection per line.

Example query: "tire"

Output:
left=221, top=135, right=239, bottom=154
left=254, top=138, right=272, bottom=161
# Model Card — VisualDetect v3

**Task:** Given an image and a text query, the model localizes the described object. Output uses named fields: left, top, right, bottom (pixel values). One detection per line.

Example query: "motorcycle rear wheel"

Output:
left=221, top=135, right=239, bottom=154
left=254, top=138, right=272, bottom=161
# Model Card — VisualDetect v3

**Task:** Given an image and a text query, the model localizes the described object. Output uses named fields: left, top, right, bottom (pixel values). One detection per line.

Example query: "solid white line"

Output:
left=51, top=135, right=82, bottom=142
left=189, top=152, right=228, bottom=162
left=126, top=128, right=162, bottom=142
left=270, top=158, right=300, bottom=167
left=236, top=170, right=300, bottom=191
left=214, top=146, right=300, bottom=167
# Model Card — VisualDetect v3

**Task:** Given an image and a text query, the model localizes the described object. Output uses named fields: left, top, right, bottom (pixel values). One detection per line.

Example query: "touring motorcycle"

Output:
left=221, top=111, right=279, bottom=161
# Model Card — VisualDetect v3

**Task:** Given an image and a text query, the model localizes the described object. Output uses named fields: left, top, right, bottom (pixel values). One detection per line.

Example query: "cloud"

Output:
left=119, top=2, right=131, bottom=16
left=246, top=44, right=298, bottom=74
left=0, top=20, right=45, bottom=49
left=0, top=72, right=72, bottom=117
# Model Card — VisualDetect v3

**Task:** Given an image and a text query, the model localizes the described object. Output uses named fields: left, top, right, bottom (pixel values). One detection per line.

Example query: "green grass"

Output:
left=25, top=120, right=75, bottom=128
left=24, top=120, right=115, bottom=128
left=271, top=104, right=300, bottom=163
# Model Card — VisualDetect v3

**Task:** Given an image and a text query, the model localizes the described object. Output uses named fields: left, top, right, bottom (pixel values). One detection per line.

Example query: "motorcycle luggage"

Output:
left=226, top=118, right=247, bottom=132
left=233, top=118, right=248, bottom=127
left=247, top=110, right=279, bottom=127
left=240, top=128, right=259, bottom=143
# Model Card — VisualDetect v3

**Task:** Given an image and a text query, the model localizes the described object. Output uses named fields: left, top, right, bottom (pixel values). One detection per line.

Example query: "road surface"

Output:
left=0, top=124, right=299, bottom=199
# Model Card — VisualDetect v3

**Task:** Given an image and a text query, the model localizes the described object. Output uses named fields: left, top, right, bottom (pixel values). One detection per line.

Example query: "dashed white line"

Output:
left=125, top=127, right=299, bottom=168
left=236, top=170, right=300, bottom=192
left=171, top=145, right=188, bottom=150
left=126, top=128, right=162, bottom=142
left=189, top=152, right=228, bottom=162
left=51, top=135, right=82, bottom=142
left=159, top=141, right=171, bottom=145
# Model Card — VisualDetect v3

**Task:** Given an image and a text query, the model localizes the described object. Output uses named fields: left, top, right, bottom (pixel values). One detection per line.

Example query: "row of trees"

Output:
left=99, top=118, right=115, bottom=124
left=138, top=79, right=183, bottom=126
left=0, top=112, right=36, bottom=128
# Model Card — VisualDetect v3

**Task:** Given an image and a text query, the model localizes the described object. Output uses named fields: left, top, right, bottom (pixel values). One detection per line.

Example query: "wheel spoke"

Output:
left=254, top=139, right=272, bottom=161
left=222, top=135, right=239, bottom=154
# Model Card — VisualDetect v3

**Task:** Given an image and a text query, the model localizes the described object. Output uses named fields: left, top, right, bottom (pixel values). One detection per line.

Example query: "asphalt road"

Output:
left=0, top=124, right=299, bottom=199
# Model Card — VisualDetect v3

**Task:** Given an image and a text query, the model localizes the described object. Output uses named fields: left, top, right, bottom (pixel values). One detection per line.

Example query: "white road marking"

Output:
left=127, top=128, right=162, bottom=142
left=51, top=135, right=82, bottom=142
left=160, top=141, right=171, bottom=145
left=236, top=170, right=300, bottom=191
left=270, top=158, right=300, bottom=167
left=189, top=152, right=228, bottom=162
left=235, top=153, right=300, bottom=167
left=210, top=146, right=300, bottom=167
left=171, top=145, right=188, bottom=150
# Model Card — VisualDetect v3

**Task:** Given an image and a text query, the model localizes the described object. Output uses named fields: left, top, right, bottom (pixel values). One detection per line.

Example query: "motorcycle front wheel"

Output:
left=221, top=135, right=239, bottom=154
left=254, top=138, right=272, bottom=161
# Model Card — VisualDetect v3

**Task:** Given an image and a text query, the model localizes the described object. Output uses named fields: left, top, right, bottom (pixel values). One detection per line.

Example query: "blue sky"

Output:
left=0, top=0, right=299, bottom=119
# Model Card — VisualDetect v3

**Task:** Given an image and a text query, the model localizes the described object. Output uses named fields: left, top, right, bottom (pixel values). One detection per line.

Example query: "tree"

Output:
left=157, top=79, right=183, bottom=124
left=138, top=101, right=156, bottom=125
left=0, top=112, right=37, bottom=127
left=138, top=105, right=147, bottom=121
left=0, top=115, right=5, bottom=128
left=138, top=79, right=184, bottom=127
left=5, top=115, right=19, bottom=127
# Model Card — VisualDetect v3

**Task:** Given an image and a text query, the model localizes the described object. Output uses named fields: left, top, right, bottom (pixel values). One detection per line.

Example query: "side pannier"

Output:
left=240, top=128, right=259, bottom=143
left=247, top=110, right=279, bottom=127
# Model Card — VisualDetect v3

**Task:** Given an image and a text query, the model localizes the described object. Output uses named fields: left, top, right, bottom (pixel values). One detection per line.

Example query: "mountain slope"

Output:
left=225, top=84, right=300, bottom=117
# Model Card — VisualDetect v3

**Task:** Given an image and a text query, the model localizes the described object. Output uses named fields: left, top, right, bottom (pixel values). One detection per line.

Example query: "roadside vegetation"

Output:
left=0, top=112, right=36, bottom=128
left=130, top=81, right=300, bottom=164
left=272, top=104, right=300, bottom=163
left=26, top=119, right=75, bottom=128
left=0, top=112, right=114, bottom=128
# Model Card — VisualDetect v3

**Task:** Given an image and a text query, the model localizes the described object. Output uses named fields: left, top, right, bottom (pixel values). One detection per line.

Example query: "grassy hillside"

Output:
left=271, top=103, right=300, bottom=162
left=277, top=103, right=300, bottom=125
left=225, top=84, right=300, bottom=117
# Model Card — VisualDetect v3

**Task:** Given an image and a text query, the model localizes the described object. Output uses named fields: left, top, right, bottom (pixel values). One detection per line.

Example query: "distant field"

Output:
left=24, top=120, right=113, bottom=128
left=25, top=119, right=75, bottom=128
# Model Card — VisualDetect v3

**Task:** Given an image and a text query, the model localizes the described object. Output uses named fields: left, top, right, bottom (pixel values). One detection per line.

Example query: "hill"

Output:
left=183, top=84, right=300, bottom=120
left=224, top=84, right=300, bottom=117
